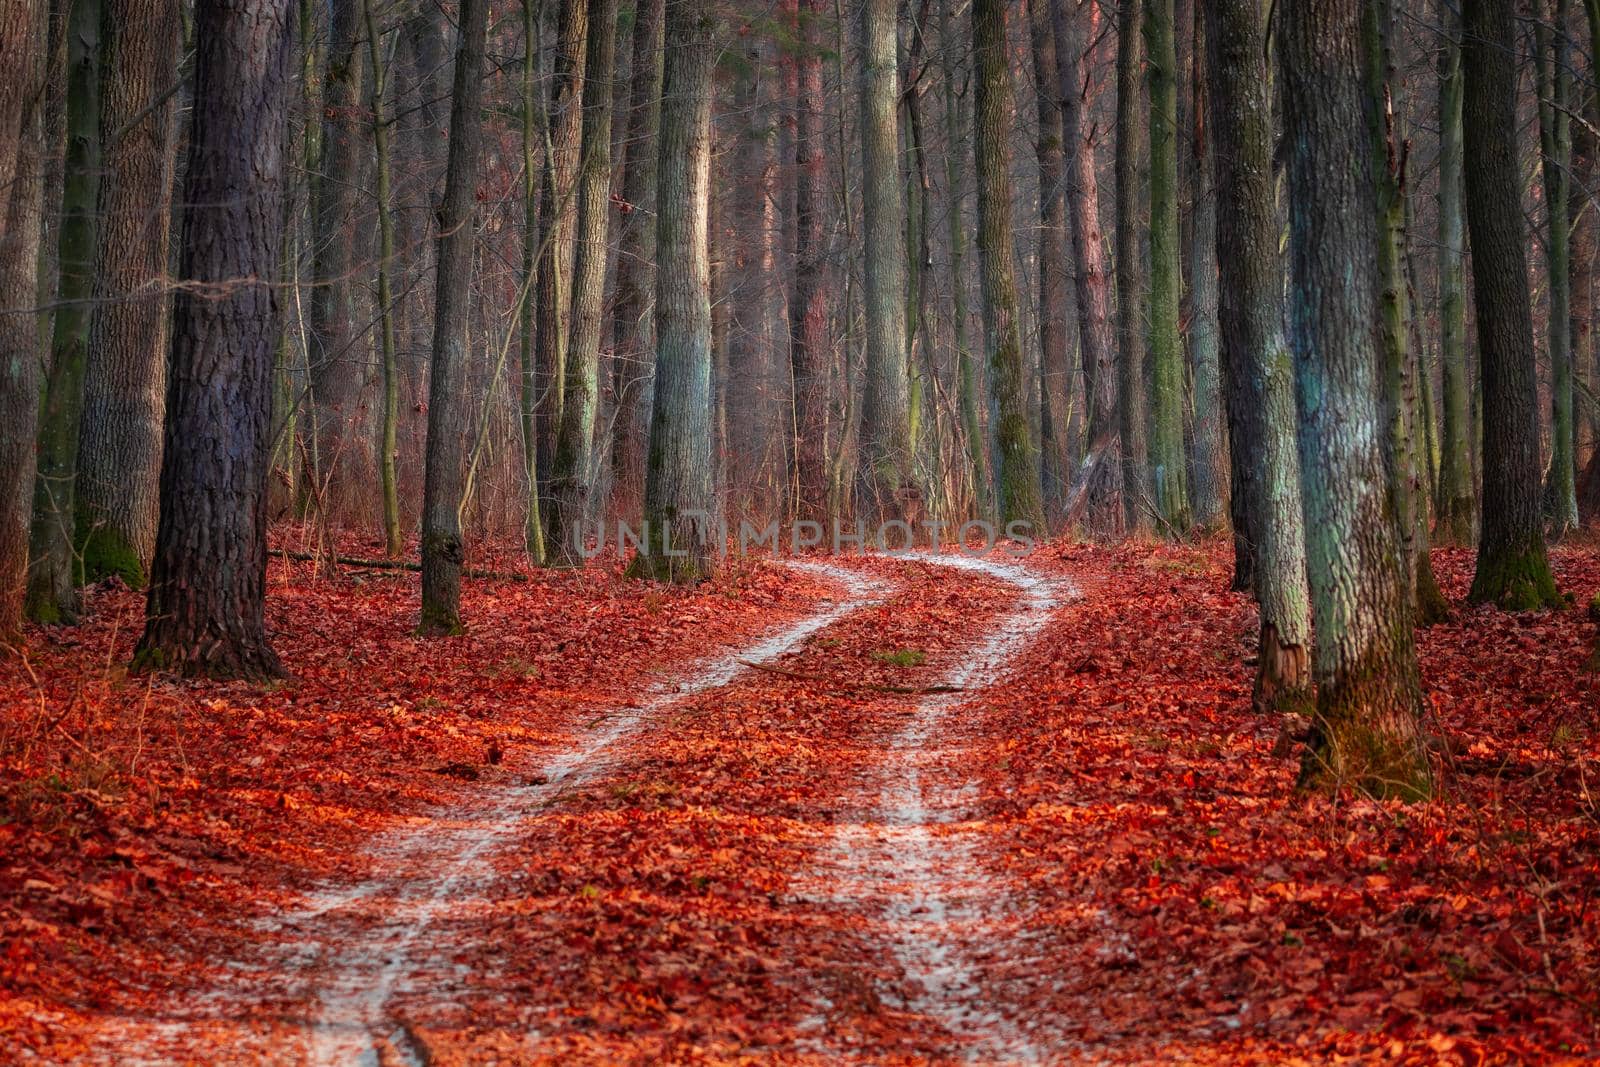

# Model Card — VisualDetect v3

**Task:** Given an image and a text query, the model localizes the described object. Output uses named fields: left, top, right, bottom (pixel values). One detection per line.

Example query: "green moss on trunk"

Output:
left=1469, top=539, right=1562, bottom=611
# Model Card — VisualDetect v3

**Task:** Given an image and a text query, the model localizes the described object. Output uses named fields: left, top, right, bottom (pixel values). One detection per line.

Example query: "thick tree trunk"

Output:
left=1435, top=8, right=1474, bottom=543
left=26, top=0, right=101, bottom=623
left=1187, top=5, right=1225, bottom=531
left=1538, top=0, right=1579, bottom=535
left=941, top=0, right=986, bottom=517
left=612, top=0, right=664, bottom=525
left=307, top=0, right=370, bottom=524
left=1280, top=0, right=1429, bottom=798
left=549, top=0, right=617, bottom=564
left=1208, top=0, right=1312, bottom=716
left=1463, top=0, right=1562, bottom=609
left=417, top=0, right=489, bottom=635
left=75, top=0, right=180, bottom=589
left=1115, top=0, right=1151, bottom=534
left=534, top=0, right=589, bottom=516
left=628, top=0, right=716, bottom=582
left=1030, top=0, right=1077, bottom=519
left=789, top=0, right=830, bottom=521
left=1052, top=0, right=1122, bottom=532
left=519, top=0, right=545, bottom=563
left=857, top=0, right=916, bottom=524
left=0, top=0, right=48, bottom=645
left=973, top=0, right=1045, bottom=532
left=1143, top=0, right=1188, bottom=533
left=132, top=0, right=293, bottom=680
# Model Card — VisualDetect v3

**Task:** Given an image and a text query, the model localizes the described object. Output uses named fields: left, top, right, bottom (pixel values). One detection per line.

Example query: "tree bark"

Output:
left=789, top=0, right=830, bottom=521
left=132, top=0, right=293, bottom=680
left=1537, top=0, right=1579, bottom=535
left=941, top=0, right=986, bottom=517
left=519, top=0, right=546, bottom=563
left=1280, top=0, right=1429, bottom=798
left=0, top=0, right=49, bottom=645
left=1208, top=0, right=1312, bottom=715
left=549, top=0, right=618, bottom=564
left=1115, top=0, right=1151, bottom=534
left=1051, top=0, right=1122, bottom=532
left=1463, top=0, right=1562, bottom=609
left=26, top=0, right=102, bottom=623
left=1435, top=5, right=1475, bottom=543
left=307, top=0, right=370, bottom=524
left=363, top=0, right=401, bottom=557
left=1143, top=0, right=1188, bottom=533
left=417, top=0, right=489, bottom=635
left=973, top=0, right=1045, bottom=532
left=75, top=0, right=181, bottom=589
left=628, top=0, right=716, bottom=582
left=857, top=0, right=916, bottom=524
left=612, top=0, right=664, bottom=525
left=1187, top=4, right=1225, bottom=530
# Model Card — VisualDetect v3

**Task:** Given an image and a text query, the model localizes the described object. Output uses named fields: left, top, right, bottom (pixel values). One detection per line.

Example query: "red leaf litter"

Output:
left=1, top=532, right=1596, bottom=1065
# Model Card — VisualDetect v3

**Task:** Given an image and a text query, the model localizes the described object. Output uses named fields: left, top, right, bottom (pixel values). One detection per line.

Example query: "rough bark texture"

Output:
left=1462, top=0, right=1562, bottom=609
left=75, top=0, right=181, bottom=588
left=0, top=0, right=49, bottom=645
left=307, top=0, right=370, bottom=523
left=612, top=0, right=664, bottom=523
left=26, top=0, right=101, bottom=623
left=417, top=0, right=489, bottom=635
left=1280, top=0, right=1429, bottom=799
left=941, top=0, right=985, bottom=517
left=856, top=0, right=916, bottom=524
left=628, top=0, right=716, bottom=582
left=1052, top=0, right=1122, bottom=532
left=789, top=0, right=830, bottom=521
left=549, top=0, right=618, bottom=564
left=1143, top=0, right=1188, bottom=533
left=1115, top=0, right=1150, bottom=534
left=973, top=0, right=1045, bottom=531
left=1435, top=9, right=1474, bottom=544
left=363, top=0, right=401, bottom=557
left=519, top=0, right=545, bottom=563
left=132, top=0, right=293, bottom=680
left=534, top=0, right=589, bottom=514
left=1187, top=4, right=1225, bottom=530
left=1208, top=0, right=1312, bottom=716
left=1031, top=0, right=1078, bottom=517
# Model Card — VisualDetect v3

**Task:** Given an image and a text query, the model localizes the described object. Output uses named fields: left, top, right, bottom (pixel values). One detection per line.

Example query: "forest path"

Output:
left=792, top=554, right=1074, bottom=1063
left=84, top=560, right=892, bottom=1066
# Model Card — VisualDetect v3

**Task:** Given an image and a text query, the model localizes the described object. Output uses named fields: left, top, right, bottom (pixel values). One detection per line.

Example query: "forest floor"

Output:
left=0, top=532, right=1597, bottom=1065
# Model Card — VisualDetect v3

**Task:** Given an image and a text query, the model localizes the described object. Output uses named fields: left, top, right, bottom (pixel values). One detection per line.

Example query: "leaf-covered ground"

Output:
left=1, top=535, right=1595, bottom=1064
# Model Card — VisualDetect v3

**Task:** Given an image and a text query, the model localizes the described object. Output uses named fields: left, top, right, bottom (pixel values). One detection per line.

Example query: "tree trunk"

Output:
left=307, top=0, right=370, bottom=525
left=789, top=0, right=830, bottom=521
left=1537, top=0, right=1579, bottom=535
left=519, top=0, right=546, bottom=563
left=1363, top=0, right=1448, bottom=625
left=628, top=0, right=716, bottom=582
left=1435, top=6, right=1474, bottom=543
left=972, top=0, right=1045, bottom=532
left=74, top=0, right=180, bottom=590
left=857, top=0, right=916, bottom=524
left=1143, top=0, right=1188, bottom=533
left=549, top=0, right=617, bottom=564
left=941, top=0, right=986, bottom=517
left=1280, top=0, right=1428, bottom=798
left=26, top=0, right=101, bottom=623
left=1187, top=4, right=1225, bottom=531
left=363, top=0, right=401, bottom=557
left=1208, top=0, right=1311, bottom=715
left=132, top=0, right=293, bottom=680
left=1051, top=0, right=1122, bottom=532
left=0, top=0, right=48, bottom=645
left=1031, top=0, right=1078, bottom=520
left=612, top=0, right=663, bottom=525
left=417, top=0, right=489, bottom=635
left=1115, top=0, right=1151, bottom=534
left=1462, top=0, right=1562, bottom=609
left=534, top=0, right=589, bottom=520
